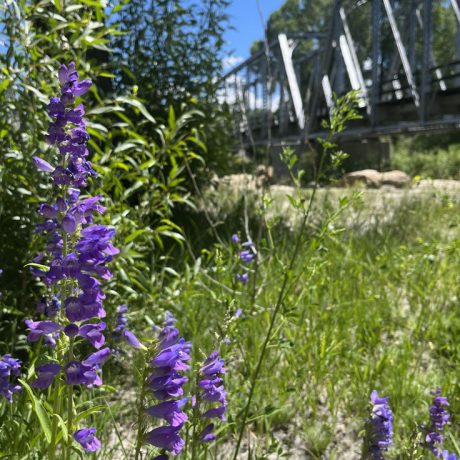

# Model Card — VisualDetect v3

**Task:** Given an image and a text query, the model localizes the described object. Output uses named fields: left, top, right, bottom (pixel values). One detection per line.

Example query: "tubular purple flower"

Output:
left=74, top=428, right=101, bottom=452
left=145, top=398, right=188, bottom=426
left=442, top=452, right=457, bottom=460
left=25, top=320, right=61, bottom=342
left=32, top=363, right=61, bottom=389
left=145, top=324, right=190, bottom=456
left=0, top=354, right=22, bottom=403
left=145, top=425, right=185, bottom=455
left=123, top=329, right=142, bottom=349
left=196, top=352, right=227, bottom=442
left=364, top=390, right=393, bottom=459
left=33, top=156, right=55, bottom=173
left=426, top=388, right=450, bottom=457
left=199, top=423, right=216, bottom=442
left=79, top=322, right=106, bottom=348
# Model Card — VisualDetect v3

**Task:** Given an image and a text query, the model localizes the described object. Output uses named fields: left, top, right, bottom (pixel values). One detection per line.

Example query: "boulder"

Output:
left=380, top=170, right=411, bottom=188
left=341, top=169, right=410, bottom=188
left=341, top=169, right=382, bottom=188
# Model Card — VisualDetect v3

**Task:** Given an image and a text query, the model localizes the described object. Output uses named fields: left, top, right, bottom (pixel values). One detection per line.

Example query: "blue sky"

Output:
left=223, top=0, right=284, bottom=70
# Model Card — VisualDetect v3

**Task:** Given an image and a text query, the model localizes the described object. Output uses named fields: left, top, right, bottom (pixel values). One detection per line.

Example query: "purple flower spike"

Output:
left=28, top=63, right=116, bottom=405
left=0, top=354, right=22, bottom=403
left=74, top=428, right=101, bottom=452
left=426, top=388, right=450, bottom=457
left=32, top=363, right=61, bottom=389
left=197, top=352, right=227, bottom=442
left=145, top=323, right=189, bottom=456
left=364, top=390, right=393, bottom=459
left=145, top=425, right=185, bottom=456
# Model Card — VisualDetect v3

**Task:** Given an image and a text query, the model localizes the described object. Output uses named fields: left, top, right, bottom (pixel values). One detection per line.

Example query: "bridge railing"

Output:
left=219, top=0, right=460, bottom=149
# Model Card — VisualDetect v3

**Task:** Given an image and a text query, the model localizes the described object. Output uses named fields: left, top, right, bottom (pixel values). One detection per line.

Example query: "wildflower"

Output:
left=236, top=273, right=249, bottom=284
left=231, top=233, right=239, bottom=244
left=25, top=320, right=61, bottom=342
left=234, top=238, right=256, bottom=284
left=364, top=390, right=393, bottom=459
left=239, top=241, right=256, bottom=264
left=74, top=428, right=101, bottom=452
left=146, top=425, right=185, bottom=455
left=197, top=352, right=227, bottom=442
left=32, top=363, right=61, bottom=389
left=145, top=324, right=190, bottom=456
left=0, top=354, right=22, bottom=403
left=113, top=304, right=128, bottom=340
left=426, top=388, right=450, bottom=457
left=442, top=451, right=457, bottom=460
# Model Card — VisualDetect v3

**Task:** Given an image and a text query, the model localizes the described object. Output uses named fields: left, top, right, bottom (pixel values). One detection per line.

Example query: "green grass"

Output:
left=165, top=186, right=460, bottom=458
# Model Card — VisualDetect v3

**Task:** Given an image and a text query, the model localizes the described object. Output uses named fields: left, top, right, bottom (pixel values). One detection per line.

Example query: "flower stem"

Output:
left=134, top=363, right=149, bottom=460
left=64, top=339, right=74, bottom=460
left=232, top=144, right=329, bottom=460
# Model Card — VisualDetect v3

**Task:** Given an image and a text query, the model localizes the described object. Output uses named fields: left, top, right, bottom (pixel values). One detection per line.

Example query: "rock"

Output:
left=341, top=169, right=410, bottom=188
left=341, top=169, right=382, bottom=188
left=380, top=170, right=411, bottom=188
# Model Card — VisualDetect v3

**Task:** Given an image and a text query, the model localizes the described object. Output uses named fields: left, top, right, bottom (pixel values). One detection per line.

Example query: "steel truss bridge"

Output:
left=220, top=0, right=460, bottom=149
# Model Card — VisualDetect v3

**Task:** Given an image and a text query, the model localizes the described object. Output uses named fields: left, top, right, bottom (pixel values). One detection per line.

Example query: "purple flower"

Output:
left=27, top=63, right=116, bottom=402
left=145, top=324, right=189, bottom=456
left=426, top=388, right=450, bottom=457
left=65, top=362, right=102, bottom=387
left=236, top=272, right=249, bottom=284
left=33, top=156, right=55, bottom=173
left=113, top=304, right=128, bottom=340
left=79, top=322, right=106, bottom=348
left=442, top=452, right=458, bottom=460
left=199, top=423, right=216, bottom=442
left=25, top=320, right=61, bottom=342
left=0, top=354, right=22, bottom=403
left=196, top=352, right=227, bottom=442
left=231, top=233, right=239, bottom=244
left=74, top=428, right=101, bottom=452
left=123, top=329, right=142, bottom=348
left=145, top=398, right=188, bottom=426
left=32, top=363, right=61, bottom=389
left=364, top=390, right=393, bottom=459
left=145, top=425, right=185, bottom=455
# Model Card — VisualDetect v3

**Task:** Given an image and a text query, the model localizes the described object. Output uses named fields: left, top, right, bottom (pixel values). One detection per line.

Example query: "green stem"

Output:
left=64, top=339, right=74, bottom=460
left=134, top=363, right=149, bottom=460
left=49, top=378, right=61, bottom=460
left=231, top=143, right=329, bottom=460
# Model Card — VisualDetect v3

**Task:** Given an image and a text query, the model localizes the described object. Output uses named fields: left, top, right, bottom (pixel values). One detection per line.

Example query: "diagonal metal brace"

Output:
left=278, top=33, right=305, bottom=130
left=382, top=0, right=420, bottom=107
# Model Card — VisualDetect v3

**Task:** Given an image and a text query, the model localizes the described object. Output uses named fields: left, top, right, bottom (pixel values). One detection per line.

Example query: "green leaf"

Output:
left=124, top=229, right=149, bottom=244
left=53, top=414, right=68, bottom=444
left=116, top=96, right=156, bottom=124
left=53, top=0, right=62, bottom=12
left=75, top=404, right=107, bottom=423
left=0, top=78, right=11, bottom=95
left=23, top=263, right=50, bottom=272
left=19, top=379, right=52, bottom=443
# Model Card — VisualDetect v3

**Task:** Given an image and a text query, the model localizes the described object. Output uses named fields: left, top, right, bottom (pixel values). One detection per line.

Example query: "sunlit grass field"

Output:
left=140, top=186, right=460, bottom=459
